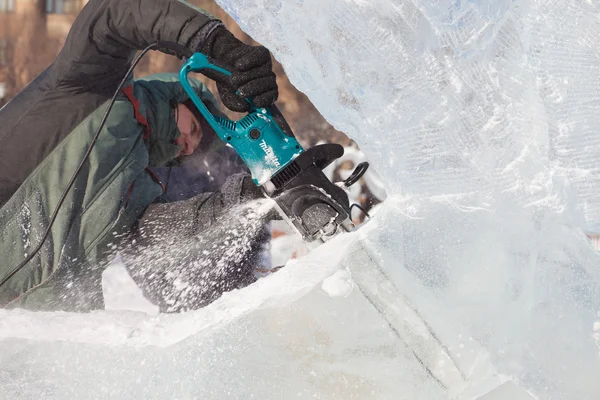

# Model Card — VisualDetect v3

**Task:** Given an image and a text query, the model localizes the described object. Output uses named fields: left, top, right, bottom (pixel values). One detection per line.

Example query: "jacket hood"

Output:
left=133, top=73, right=220, bottom=167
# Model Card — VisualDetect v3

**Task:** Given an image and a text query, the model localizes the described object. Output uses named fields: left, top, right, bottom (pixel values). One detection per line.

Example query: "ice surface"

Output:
left=2, top=231, right=452, bottom=400
left=2, top=0, right=600, bottom=398
left=214, top=0, right=600, bottom=396
left=224, top=0, right=600, bottom=225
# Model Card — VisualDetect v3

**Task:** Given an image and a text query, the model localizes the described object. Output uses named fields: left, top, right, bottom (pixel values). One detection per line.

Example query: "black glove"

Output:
left=229, top=174, right=281, bottom=220
left=197, top=27, right=278, bottom=112
left=239, top=174, right=265, bottom=201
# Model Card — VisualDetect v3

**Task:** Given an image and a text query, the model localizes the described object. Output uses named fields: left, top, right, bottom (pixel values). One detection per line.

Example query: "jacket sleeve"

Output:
left=119, top=173, right=270, bottom=312
left=49, top=0, right=222, bottom=94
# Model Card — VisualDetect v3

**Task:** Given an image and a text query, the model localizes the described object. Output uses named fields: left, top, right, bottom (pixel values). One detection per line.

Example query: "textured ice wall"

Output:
left=220, top=0, right=600, bottom=226
left=217, top=0, right=600, bottom=398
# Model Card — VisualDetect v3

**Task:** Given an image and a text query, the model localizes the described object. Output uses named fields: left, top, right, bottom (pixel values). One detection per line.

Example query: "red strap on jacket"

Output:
left=145, top=167, right=165, bottom=193
left=121, top=85, right=150, bottom=140
left=121, top=85, right=165, bottom=194
left=123, top=181, right=136, bottom=209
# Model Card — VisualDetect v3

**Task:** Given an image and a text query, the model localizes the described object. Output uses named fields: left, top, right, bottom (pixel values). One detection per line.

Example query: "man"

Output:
left=0, top=0, right=279, bottom=311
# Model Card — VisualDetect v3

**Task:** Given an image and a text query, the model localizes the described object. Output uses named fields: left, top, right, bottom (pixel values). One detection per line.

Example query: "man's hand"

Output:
left=198, top=28, right=278, bottom=112
left=226, top=173, right=281, bottom=221
left=239, top=174, right=265, bottom=202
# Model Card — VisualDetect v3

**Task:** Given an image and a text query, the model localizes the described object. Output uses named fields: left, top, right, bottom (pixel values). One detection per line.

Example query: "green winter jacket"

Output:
left=0, top=0, right=224, bottom=310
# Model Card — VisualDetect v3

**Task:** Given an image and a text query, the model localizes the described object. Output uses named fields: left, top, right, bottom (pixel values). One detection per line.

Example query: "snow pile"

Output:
left=0, top=231, right=357, bottom=347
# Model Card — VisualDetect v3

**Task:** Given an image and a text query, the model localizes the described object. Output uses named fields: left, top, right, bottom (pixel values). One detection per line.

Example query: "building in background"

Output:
left=0, top=0, right=87, bottom=103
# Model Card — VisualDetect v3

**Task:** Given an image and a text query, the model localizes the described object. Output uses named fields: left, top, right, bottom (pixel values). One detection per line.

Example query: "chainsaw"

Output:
left=179, top=52, right=368, bottom=243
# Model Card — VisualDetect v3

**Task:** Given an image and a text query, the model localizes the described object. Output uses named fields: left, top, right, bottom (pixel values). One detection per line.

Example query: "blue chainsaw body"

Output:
left=179, top=53, right=304, bottom=185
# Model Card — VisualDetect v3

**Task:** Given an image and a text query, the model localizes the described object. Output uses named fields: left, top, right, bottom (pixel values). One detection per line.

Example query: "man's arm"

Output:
left=49, top=0, right=221, bottom=94
left=120, top=174, right=270, bottom=312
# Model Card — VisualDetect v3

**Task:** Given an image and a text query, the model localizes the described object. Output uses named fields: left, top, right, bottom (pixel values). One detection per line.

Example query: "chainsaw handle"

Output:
left=181, top=53, right=262, bottom=109
left=179, top=53, right=234, bottom=141
left=182, top=52, right=233, bottom=78
left=180, top=53, right=294, bottom=140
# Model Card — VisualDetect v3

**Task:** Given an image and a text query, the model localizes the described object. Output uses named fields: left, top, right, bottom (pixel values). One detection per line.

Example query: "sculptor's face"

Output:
left=174, top=103, right=203, bottom=156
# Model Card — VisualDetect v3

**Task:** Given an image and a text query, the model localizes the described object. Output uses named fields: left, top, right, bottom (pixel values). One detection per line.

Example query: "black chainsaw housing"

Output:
left=262, top=144, right=352, bottom=242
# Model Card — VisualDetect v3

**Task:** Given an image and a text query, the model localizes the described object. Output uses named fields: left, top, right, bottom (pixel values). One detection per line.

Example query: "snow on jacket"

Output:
left=0, top=0, right=224, bottom=310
